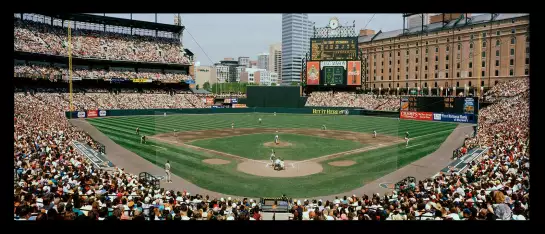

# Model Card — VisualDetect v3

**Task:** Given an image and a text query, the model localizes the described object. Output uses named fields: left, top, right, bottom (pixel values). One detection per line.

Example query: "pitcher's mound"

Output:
left=203, top=159, right=230, bottom=165
left=263, top=142, right=293, bottom=147
left=237, top=160, right=322, bottom=177
left=328, top=160, right=356, bottom=167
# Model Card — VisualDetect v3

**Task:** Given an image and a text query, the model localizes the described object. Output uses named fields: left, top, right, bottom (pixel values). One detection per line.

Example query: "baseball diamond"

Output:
left=85, top=113, right=460, bottom=197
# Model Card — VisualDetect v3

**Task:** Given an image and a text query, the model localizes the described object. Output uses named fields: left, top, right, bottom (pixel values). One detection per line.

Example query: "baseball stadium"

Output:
left=14, top=13, right=530, bottom=221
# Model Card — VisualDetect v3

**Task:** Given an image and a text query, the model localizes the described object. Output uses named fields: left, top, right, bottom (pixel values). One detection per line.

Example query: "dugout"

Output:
left=245, top=86, right=307, bottom=108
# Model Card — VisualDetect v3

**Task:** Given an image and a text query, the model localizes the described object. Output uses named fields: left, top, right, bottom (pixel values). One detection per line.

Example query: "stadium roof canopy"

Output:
left=358, top=13, right=529, bottom=43
left=37, top=13, right=183, bottom=33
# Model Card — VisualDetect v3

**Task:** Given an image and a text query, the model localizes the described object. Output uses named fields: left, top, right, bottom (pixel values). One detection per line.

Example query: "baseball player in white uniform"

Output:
left=136, top=127, right=140, bottom=135
left=165, top=160, right=172, bottom=183
left=275, top=134, right=279, bottom=145
left=274, top=112, right=276, bottom=116
left=405, top=132, right=410, bottom=147
left=274, top=158, right=282, bottom=170
left=231, top=122, right=234, bottom=129
left=373, top=130, right=377, bottom=138
left=270, top=150, right=276, bottom=165
left=141, top=135, right=146, bottom=144
left=322, top=125, right=327, bottom=130
left=259, top=118, right=262, bottom=124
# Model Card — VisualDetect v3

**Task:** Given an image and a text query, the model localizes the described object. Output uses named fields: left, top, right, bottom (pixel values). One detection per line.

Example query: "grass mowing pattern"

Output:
left=189, top=133, right=365, bottom=161
left=87, top=113, right=457, bottom=197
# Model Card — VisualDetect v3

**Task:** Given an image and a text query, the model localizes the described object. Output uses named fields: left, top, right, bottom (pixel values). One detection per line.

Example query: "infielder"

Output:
left=165, top=160, right=172, bottom=183
left=259, top=118, right=262, bottom=124
left=136, top=127, right=140, bottom=135
left=141, top=135, right=146, bottom=144
left=373, top=130, right=377, bottom=138
left=405, top=132, right=410, bottom=147
left=321, top=125, right=327, bottom=130
left=275, top=134, right=280, bottom=145
left=231, top=122, right=234, bottom=129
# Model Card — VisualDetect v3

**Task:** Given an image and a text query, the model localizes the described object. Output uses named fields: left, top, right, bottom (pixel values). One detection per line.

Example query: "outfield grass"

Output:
left=189, top=133, right=365, bottom=161
left=87, top=113, right=458, bottom=197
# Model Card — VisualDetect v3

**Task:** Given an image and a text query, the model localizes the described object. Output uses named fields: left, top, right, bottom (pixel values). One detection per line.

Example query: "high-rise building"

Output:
left=257, top=53, right=269, bottom=70
left=238, top=57, right=250, bottom=67
left=249, top=60, right=258, bottom=68
left=281, top=14, right=313, bottom=85
left=214, top=65, right=229, bottom=83
left=359, top=13, right=529, bottom=94
left=269, top=43, right=282, bottom=80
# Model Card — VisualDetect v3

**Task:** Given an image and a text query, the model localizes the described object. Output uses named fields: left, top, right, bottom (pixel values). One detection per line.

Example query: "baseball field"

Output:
left=86, top=113, right=457, bottom=197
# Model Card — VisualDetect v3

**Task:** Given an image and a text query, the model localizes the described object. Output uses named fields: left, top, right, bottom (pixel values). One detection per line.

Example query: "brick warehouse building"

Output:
left=358, top=13, right=529, bottom=96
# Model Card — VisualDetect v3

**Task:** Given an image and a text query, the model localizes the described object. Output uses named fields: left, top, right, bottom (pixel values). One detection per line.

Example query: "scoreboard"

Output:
left=310, top=38, right=358, bottom=61
left=324, top=66, right=344, bottom=85
left=401, top=97, right=478, bottom=115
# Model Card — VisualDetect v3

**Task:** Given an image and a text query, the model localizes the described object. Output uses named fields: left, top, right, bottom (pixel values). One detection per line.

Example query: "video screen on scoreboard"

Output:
left=324, top=67, right=344, bottom=85
left=311, top=38, right=358, bottom=61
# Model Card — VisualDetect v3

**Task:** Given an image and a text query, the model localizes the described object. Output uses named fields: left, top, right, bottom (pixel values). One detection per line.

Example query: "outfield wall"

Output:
left=65, top=107, right=399, bottom=119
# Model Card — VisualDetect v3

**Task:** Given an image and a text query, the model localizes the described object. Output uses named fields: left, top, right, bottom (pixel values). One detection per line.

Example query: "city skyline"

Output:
left=94, top=14, right=404, bottom=66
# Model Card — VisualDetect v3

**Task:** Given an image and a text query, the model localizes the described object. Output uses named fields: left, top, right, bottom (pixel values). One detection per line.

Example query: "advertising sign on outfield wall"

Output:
left=77, top=111, right=86, bottom=118
left=399, top=111, right=433, bottom=121
left=99, top=110, right=107, bottom=117
left=87, top=110, right=98, bottom=118
left=433, top=113, right=473, bottom=123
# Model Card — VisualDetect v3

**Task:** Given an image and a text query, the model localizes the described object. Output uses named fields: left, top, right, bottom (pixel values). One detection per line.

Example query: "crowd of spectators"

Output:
left=14, top=77, right=530, bottom=220
left=484, top=78, right=530, bottom=101
left=305, top=91, right=400, bottom=111
left=19, top=89, right=207, bottom=111
left=14, top=18, right=191, bottom=65
left=14, top=64, right=190, bottom=82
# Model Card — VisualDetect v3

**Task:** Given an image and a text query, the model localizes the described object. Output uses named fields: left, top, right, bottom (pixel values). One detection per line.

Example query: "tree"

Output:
left=196, top=84, right=200, bottom=90
left=290, top=82, right=299, bottom=86
left=203, top=82, right=211, bottom=91
left=271, top=83, right=277, bottom=86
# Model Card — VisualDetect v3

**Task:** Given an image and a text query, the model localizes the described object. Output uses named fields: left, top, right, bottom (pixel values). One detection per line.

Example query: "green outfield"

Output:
left=189, top=133, right=365, bottom=161
left=87, top=113, right=458, bottom=197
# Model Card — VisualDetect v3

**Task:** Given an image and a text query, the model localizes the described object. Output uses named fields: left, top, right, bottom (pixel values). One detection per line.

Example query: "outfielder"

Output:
left=231, top=121, right=234, bottom=129
left=373, top=130, right=377, bottom=138
left=141, top=135, right=146, bottom=144
left=136, top=127, right=140, bottom=135
left=405, top=132, right=410, bottom=147
left=165, top=160, right=172, bottom=183
left=259, top=118, right=262, bottom=124
left=273, top=112, right=276, bottom=116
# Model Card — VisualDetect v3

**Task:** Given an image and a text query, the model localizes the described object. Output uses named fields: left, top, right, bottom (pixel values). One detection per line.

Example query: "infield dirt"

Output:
left=150, top=128, right=402, bottom=178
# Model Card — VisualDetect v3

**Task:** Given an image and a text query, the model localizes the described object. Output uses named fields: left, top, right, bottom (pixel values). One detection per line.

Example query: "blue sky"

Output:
left=95, top=14, right=404, bottom=66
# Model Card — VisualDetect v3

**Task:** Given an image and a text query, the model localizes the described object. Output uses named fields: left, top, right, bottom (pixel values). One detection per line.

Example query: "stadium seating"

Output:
left=14, top=18, right=191, bottom=65
left=305, top=91, right=400, bottom=111
left=13, top=76, right=529, bottom=220
left=14, top=64, right=190, bottom=82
